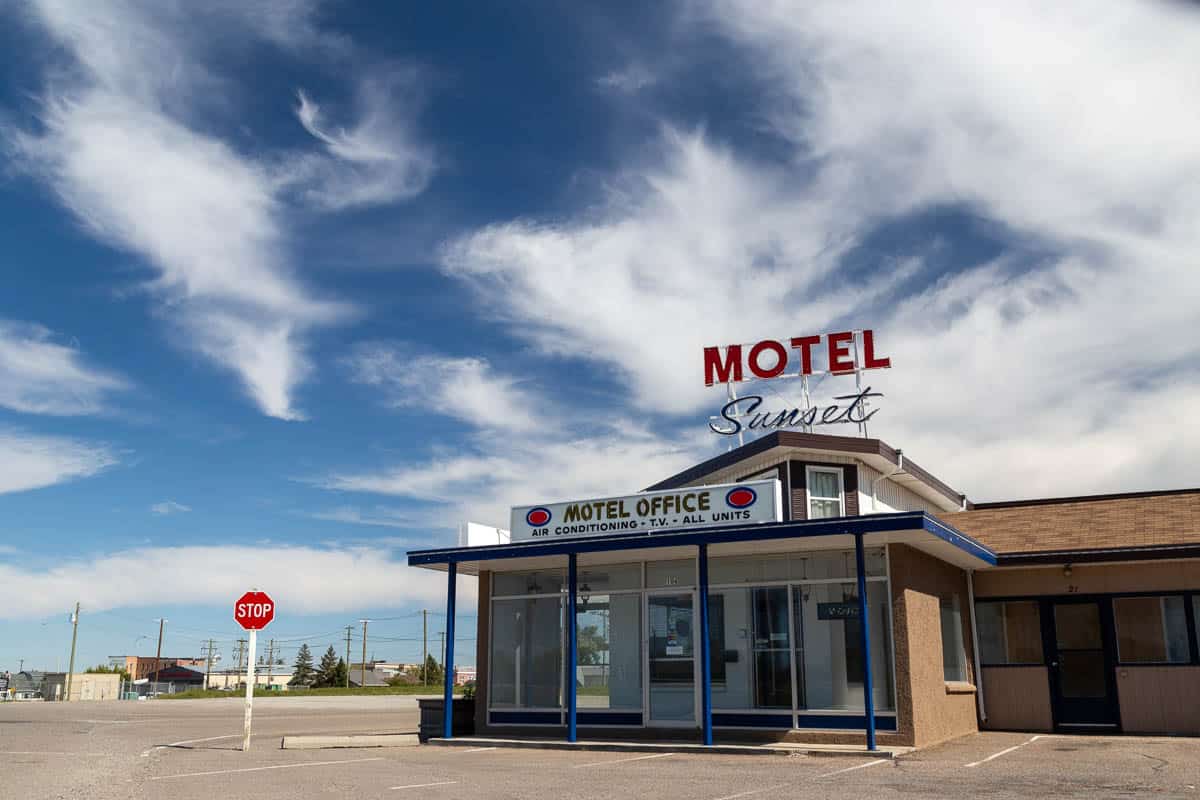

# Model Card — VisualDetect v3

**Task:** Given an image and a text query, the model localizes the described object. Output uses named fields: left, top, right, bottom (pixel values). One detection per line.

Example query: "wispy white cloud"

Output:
left=150, top=500, right=191, bottom=515
left=320, top=423, right=705, bottom=529
left=0, top=319, right=127, bottom=415
left=6, top=0, right=432, bottom=420
left=440, top=0, right=1200, bottom=500
left=294, top=77, right=436, bottom=210
left=0, top=429, right=117, bottom=495
left=0, top=544, right=475, bottom=619
left=345, top=343, right=542, bottom=433
left=306, top=505, right=422, bottom=530
left=596, top=63, right=657, bottom=93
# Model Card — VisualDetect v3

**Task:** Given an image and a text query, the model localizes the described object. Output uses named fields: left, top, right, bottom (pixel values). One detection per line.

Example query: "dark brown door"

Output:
left=1047, top=600, right=1119, bottom=730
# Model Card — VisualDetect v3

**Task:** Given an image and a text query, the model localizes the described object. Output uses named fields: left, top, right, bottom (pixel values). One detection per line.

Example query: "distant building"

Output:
left=41, top=672, right=121, bottom=701
left=144, top=665, right=206, bottom=692
left=10, top=670, right=44, bottom=700
left=348, top=667, right=390, bottom=688
left=454, top=666, right=477, bottom=685
left=111, top=655, right=206, bottom=681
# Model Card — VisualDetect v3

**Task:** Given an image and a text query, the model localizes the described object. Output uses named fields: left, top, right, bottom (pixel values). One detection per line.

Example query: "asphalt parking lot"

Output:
left=2, top=697, right=1197, bottom=799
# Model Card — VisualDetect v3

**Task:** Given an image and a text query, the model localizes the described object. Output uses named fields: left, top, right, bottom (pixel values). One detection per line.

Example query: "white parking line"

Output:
left=965, top=735, right=1043, bottom=768
left=573, top=752, right=676, bottom=768
left=711, top=784, right=789, bottom=800
left=817, top=758, right=889, bottom=778
left=390, top=781, right=458, bottom=790
left=148, top=756, right=384, bottom=780
left=141, top=732, right=242, bottom=757
left=461, top=747, right=498, bottom=753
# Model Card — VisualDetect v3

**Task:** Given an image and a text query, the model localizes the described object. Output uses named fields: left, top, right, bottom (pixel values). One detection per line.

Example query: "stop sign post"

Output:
left=235, top=590, right=274, bottom=751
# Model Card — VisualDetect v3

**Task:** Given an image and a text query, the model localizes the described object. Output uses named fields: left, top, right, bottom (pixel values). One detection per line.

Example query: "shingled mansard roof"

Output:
left=941, top=488, right=1200, bottom=562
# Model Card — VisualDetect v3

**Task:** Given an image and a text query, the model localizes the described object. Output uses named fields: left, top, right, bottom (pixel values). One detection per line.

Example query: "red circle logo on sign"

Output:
left=234, top=590, right=275, bottom=631
left=725, top=487, right=757, bottom=509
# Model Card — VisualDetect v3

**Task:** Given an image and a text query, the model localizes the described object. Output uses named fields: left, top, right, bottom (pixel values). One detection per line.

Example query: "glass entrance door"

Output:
left=646, top=592, right=696, bottom=725
left=1048, top=600, right=1119, bottom=729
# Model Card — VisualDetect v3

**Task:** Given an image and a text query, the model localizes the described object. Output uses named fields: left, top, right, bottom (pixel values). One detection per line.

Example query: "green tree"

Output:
left=333, top=658, right=348, bottom=688
left=86, top=664, right=131, bottom=682
left=577, top=625, right=607, bottom=666
left=289, top=644, right=315, bottom=687
left=421, top=653, right=444, bottom=685
left=314, top=645, right=339, bottom=687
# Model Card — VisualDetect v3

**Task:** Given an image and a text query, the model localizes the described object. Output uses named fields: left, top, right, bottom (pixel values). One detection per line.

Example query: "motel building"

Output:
left=409, top=432, right=1200, bottom=750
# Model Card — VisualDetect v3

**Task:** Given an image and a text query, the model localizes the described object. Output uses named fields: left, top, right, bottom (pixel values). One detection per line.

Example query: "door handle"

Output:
left=1050, top=661, right=1059, bottom=668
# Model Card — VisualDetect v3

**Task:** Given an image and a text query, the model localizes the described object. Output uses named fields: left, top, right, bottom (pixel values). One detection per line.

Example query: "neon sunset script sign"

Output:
left=704, top=329, right=890, bottom=437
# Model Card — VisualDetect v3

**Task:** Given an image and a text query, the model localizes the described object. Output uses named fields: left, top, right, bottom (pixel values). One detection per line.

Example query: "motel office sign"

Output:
left=510, top=479, right=783, bottom=542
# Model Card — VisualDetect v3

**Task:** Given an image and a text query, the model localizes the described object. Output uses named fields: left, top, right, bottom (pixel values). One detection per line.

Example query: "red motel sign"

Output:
left=234, top=591, right=275, bottom=630
left=704, top=329, right=891, bottom=386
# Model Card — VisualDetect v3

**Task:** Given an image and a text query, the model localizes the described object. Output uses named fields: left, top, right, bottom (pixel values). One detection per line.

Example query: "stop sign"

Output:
left=234, top=591, right=275, bottom=630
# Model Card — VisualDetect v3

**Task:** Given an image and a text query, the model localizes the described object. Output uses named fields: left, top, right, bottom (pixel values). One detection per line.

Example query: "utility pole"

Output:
left=235, top=638, right=247, bottom=686
left=343, top=626, right=352, bottom=688
left=422, top=610, right=428, bottom=686
left=152, top=618, right=166, bottom=691
left=18, top=658, right=24, bottom=672
left=359, top=620, right=369, bottom=689
left=265, top=639, right=275, bottom=691
left=202, top=639, right=215, bottom=690
left=64, top=602, right=80, bottom=701
left=439, top=631, right=445, bottom=672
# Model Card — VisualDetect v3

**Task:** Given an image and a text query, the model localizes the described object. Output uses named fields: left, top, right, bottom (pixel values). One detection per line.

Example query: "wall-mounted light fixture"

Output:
left=1063, top=564, right=1073, bottom=578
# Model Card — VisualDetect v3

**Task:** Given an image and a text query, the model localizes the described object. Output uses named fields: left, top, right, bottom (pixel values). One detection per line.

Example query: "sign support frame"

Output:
left=243, top=628, right=256, bottom=752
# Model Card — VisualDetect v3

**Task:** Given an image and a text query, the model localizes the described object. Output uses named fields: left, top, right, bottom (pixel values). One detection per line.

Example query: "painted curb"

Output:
left=281, top=733, right=419, bottom=750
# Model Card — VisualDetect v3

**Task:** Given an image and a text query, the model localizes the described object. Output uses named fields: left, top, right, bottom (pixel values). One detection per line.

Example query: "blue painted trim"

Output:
left=443, top=562, right=456, bottom=739
left=855, top=533, right=877, bottom=751
left=923, top=515, right=997, bottom=565
left=567, top=554, right=578, bottom=743
left=408, top=511, right=995, bottom=567
left=712, top=713, right=793, bottom=729
left=577, top=711, right=643, bottom=726
left=797, top=714, right=898, bottom=731
left=698, top=544, right=713, bottom=746
left=489, top=710, right=562, bottom=726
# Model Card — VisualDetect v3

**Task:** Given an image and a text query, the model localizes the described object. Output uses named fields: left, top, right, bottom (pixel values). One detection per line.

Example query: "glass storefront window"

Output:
left=940, top=596, right=968, bottom=682
left=647, top=559, right=695, bottom=588
left=976, top=600, right=1044, bottom=665
left=490, top=596, right=563, bottom=708
left=794, top=581, right=894, bottom=711
left=788, top=549, right=886, bottom=580
left=493, top=570, right=565, bottom=597
left=1114, top=596, right=1190, bottom=664
left=575, top=593, right=642, bottom=710
left=578, top=563, right=642, bottom=592
left=710, top=555, right=789, bottom=584
left=711, top=587, right=793, bottom=710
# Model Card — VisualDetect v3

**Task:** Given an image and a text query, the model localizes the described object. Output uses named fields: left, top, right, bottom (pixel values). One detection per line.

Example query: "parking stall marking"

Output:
left=572, top=752, right=676, bottom=769
left=148, top=756, right=385, bottom=781
left=461, top=747, right=498, bottom=753
left=816, top=758, right=890, bottom=778
left=965, top=735, right=1043, bottom=768
left=390, top=781, right=458, bottom=790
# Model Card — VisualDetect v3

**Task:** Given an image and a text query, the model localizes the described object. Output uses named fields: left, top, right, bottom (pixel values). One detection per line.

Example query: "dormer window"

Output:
left=806, top=466, right=845, bottom=518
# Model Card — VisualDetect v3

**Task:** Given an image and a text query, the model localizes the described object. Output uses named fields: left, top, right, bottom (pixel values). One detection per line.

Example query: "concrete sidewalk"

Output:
left=428, top=735, right=907, bottom=758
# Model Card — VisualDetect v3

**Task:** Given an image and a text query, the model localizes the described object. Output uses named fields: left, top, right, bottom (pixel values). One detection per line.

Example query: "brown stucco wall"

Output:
left=888, top=544, right=979, bottom=748
left=974, top=560, right=1199, bottom=598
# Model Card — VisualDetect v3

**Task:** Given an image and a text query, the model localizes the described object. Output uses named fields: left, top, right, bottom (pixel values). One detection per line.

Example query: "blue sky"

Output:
left=2, top=1, right=1199, bottom=674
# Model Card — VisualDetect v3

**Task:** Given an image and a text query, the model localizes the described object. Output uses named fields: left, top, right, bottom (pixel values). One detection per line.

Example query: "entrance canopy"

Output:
left=407, top=510, right=995, bottom=750
left=406, top=510, right=996, bottom=574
